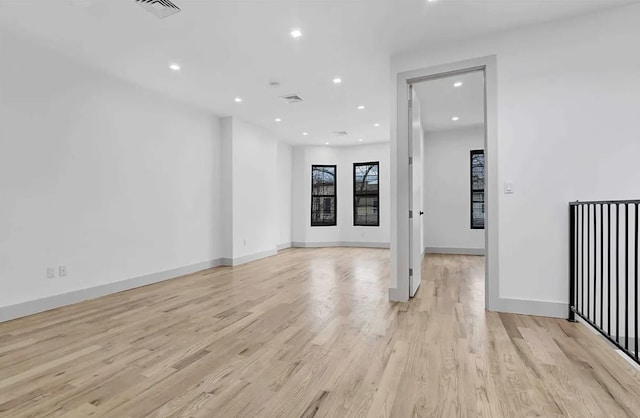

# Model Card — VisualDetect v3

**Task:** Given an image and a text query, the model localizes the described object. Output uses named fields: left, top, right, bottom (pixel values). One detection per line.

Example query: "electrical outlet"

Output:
left=504, top=181, right=514, bottom=194
left=47, top=267, right=56, bottom=279
left=59, top=265, right=67, bottom=277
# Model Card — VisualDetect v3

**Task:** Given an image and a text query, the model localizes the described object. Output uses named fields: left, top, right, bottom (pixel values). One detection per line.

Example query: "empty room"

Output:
left=1, top=0, right=640, bottom=417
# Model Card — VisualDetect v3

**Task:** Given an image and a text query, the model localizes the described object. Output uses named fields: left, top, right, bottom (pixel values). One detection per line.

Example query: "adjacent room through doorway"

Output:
left=406, top=68, right=488, bottom=303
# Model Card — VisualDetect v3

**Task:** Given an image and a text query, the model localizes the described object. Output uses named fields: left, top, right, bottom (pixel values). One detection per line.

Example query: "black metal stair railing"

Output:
left=569, top=200, right=640, bottom=366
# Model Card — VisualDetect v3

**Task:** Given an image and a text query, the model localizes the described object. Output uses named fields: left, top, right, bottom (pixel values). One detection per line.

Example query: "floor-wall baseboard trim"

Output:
left=277, top=242, right=292, bottom=251
left=387, top=290, right=567, bottom=318
left=425, top=247, right=485, bottom=256
left=495, top=298, right=567, bottom=319
left=228, top=249, right=278, bottom=266
left=0, top=258, right=225, bottom=323
left=292, top=241, right=390, bottom=249
left=389, top=287, right=408, bottom=302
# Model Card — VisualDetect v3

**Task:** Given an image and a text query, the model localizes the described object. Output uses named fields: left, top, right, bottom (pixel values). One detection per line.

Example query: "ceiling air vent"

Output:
left=333, top=131, right=348, bottom=136
left=135, top=0, right=181, bottom=19
left=280, top=94, right=304, bottom=104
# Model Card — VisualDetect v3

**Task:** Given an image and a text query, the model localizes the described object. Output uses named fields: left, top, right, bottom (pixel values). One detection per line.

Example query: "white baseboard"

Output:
left=575, top=317, right=640, bottom=371
left=277, top=242, right=292, bottom=251
left=387, top=288, right=567, bottom=318
left=425, top=247, right=485, bottom=256
left=228, top=249, right=278, bottom=266
left=0, top=258, right=225, bottom=323
left=1, top=247, right=282, bottom=323
left=495, top=298, right=567, bottom=319
left=292, top=241, right=390, bottom=249
left=389, top=287, right=408, bottom=302
left=617, top=349, right=640, bottom=372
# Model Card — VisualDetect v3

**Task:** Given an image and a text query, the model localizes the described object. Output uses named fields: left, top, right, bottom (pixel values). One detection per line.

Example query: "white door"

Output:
left=409, top=85, right=423, bottom=297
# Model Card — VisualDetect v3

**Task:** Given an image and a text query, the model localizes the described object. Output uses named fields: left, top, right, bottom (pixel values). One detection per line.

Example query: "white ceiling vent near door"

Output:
left=135, top=0, right=181, bottom=19
left=333, top=131, right=348, bottom=137
left=280, top=94, right=304, bottom=104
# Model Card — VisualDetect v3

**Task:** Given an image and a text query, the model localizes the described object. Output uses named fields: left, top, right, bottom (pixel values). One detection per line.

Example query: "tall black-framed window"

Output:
left=470, top=150, right=485, bottom=229
left=311, top=165, right=337, bottom=226
left=353, top=162, right=380, bottom=227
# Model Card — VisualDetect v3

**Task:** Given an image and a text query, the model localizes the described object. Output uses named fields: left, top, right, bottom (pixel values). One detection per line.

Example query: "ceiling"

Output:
left=414, top=71, right=485, bottom=132
left=0, top=0, right=636, bottom=146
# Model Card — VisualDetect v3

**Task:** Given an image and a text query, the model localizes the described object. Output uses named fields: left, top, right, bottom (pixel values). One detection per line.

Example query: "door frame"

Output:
left=390, top=55, right=498, bottom=311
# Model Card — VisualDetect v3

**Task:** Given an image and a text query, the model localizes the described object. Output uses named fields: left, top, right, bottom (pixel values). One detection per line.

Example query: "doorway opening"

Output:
left=392, top=56, right=498, bottom=310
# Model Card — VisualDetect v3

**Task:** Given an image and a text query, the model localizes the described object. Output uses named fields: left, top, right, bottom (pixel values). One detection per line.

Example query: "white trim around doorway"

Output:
left=389, top=55, right=499, bottom=312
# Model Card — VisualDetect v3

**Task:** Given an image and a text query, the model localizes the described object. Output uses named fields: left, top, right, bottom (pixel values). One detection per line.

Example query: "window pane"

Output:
left=312, top=196, right=336, bottom=225
left=312, top=166, right=336, bottom=196
left=471, top=152, right=484, bottom=191
left=354, top=196, right=378, bottom=225
left=312, top=183, right=335, bottom=196
left=470, top=150, right=485, bottom=229
left=353, top=163, right=380, bottom=227
left=311, top=165, right=337, bottom=226
left=472, top=202, right=485, bottom=229
left=354, top=164, right=379, bottom=195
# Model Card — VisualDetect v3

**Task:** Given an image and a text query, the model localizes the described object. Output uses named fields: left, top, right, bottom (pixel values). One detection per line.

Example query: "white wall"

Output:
left=230, top=119, right=279, bottom=261
left=423, top=126, right=485, bottom=252
left=220, top=117, right=291, bottom=263
left=0, top=29, right=223, bottom=311
left=277, top=142, right=293, bottom=248
left=221, top=118, right=234, bottom=259
left=391, top=3, right=640, bottom=315
left=292, top=143, right=390, bottom=246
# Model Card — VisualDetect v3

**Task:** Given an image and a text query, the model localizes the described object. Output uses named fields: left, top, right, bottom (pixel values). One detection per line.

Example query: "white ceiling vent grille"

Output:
left=333, top=131, right=348, bottom=136
left=280, top=94, right=304, bottom=104
left=135, top=0, right=181, bottom=19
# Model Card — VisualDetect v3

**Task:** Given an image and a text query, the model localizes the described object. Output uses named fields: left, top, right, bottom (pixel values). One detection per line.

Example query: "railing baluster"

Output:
left=617, top=203, right=620, bottom=344
left=635, top=203, right=639, bottom=360
left=582, top=204, right=585, bottom=314
left=593, top=204, right=598, bottom=323
left=625, top=203, right=629, bottom=351
left=608, top=203, right=611, bottom=336
left=587, top=204, right=591, bottom=321
left=569, top=205, right=576, bottom=321
left=600, top=203, right=604, bottom=328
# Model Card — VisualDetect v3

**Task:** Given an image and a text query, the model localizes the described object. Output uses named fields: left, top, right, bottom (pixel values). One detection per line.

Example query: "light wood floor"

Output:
left=1, top=249, right=640, bottom=417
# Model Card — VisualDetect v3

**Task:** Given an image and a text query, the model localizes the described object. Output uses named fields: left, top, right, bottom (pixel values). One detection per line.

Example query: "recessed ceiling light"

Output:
left=325, top=142, right=329, bottom=145
left=452, top=116, right=460, bottom=121
left=234, top=97, right=243, bottom=103
left=454, top=82, right=463, bottom=87
left=357, top=105, right=365, bottom=110
left=359, top=138, right=363, bottom=142
left=427, top=0, right=437, bottom=2
left=302, top=132, right=308, bottom=136
left=374, top=123, right=380, bottom=127
left=290, top=29, right=302, bottom=38
left=274, top=118, right=282, bottom=122
left=333, top=77, right=342, bottom=84
left=169, top=63, right=181, bottom=71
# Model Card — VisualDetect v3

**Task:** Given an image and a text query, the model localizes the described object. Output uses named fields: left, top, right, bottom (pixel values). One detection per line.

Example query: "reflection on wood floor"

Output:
left=1, top=249, right=639, bottom=417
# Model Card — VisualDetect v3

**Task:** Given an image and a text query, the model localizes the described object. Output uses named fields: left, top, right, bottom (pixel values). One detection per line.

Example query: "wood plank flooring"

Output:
left=1, top=248, right=640, bottom=417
